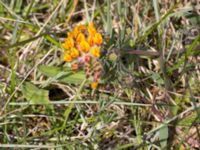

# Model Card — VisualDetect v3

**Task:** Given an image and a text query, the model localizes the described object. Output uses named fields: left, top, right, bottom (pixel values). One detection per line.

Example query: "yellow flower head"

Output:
left=91, top=81, right=98, bottom=89
left=76, top=24, right=86, bottom=31
left=76, top=33, right=85, bottom=43
left=70, top=48, right=79, bottom=58
left=72, top=29, right=79, bottom=38
left=91, top=47, right=100, bottom=58
left=87, top=35, right=94, bottom=46
left=88, top=23, right=97, bottom=36
left=64, top=53, right=72, bottom=62
left=63, top=37, right=74, bottom=49
left=72, top=24, right=86, bottom=38
left=62, top=23, right=104, bottom=90
left=79, top=41, right=90, bottom=53
left=94, top=33, right=103, bottom=45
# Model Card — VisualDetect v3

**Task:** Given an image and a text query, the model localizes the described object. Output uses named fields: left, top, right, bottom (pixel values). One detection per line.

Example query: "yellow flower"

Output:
left=89, top=22, right=95, bottom=27
left=72, top=29, right=79, bottom=38
left=63, top=37, right=74, bottom=49
left=76, top=24, right=86, bottom=31
left=80, top=41, right=90, bottom=53
left=91, top=81, right=98, bottom=89
left=67, top=31, right=73, bottom=38
left=76, top=33, right=85, bottom=43
left=91, top=47, right=100, bottom=58
left=64, top=53, right=72, bottom=62
left=87, top=35, right=94, bottom=46
left=62, top=23, right=105, bottom=90
left=62, top=43, right=68, bottom=49
left=70, top=48, right=79, bottom=58
left=88, top=23, right=97, bottom=36
left=72, top=24, right=86, bottom=38
left=94, top=33, right=103, bottom=45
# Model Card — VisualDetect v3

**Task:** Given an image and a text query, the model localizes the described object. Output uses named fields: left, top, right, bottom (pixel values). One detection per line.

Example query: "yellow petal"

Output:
left=80, top=41, right=90, bottom=53
left=91, top=81, right=98, bottom=89
left=94, top=33, right=103, bottom=45
left=63, top=37, right=74, bottom=49
left=91, top=47, right=100, bottom=58
left=77, top=24, right=86, bottom=31
left=72, top=28, right=79, bottom=38
left=64, top=53, right=72, bottom=62
left=87, top=35, right=94, bottom=46
left=70, top=48, right=79, bottom=58
left=76, top=33, right=85, bottom=43
left=88, top=23, right=97, bottom=36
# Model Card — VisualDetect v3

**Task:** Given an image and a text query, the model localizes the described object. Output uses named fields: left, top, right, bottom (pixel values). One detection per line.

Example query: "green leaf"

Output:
left=151, top=72, right=164, bottom=85
left=177, top=110, right=200, bottom=126
left=14, top=0, right=22, bottom=13
left=135, top=1, right=181, bottom=47
left=45, top=35, right=60, bottom=47
left=38, top=65, right=85, bottom=84
left=168, top=32, right=200, bottom=73
left=159, top=123, right=168, bottom=149
left=106, top=0, right=112, bottom=38
left=22, top=82, right=50, bottom=105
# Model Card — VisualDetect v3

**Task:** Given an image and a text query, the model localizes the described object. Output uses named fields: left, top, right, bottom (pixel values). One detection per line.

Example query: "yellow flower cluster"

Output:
left=62, top=23, right=103, bottom=89
left=91, top=81, right=98, bottom=89
left=62, top=23, right=103, bottom=62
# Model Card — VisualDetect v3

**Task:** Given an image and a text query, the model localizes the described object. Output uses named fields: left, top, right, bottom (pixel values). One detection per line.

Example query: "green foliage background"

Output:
left=0, top=0, right=200, bottom=149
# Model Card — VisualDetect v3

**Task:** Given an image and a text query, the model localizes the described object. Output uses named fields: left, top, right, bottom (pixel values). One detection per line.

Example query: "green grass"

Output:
left=0, top=0, right=200, bottom=149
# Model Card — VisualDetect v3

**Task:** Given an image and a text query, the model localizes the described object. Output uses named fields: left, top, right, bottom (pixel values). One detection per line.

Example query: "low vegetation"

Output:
left=0, top=0, right=200, bottom=149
